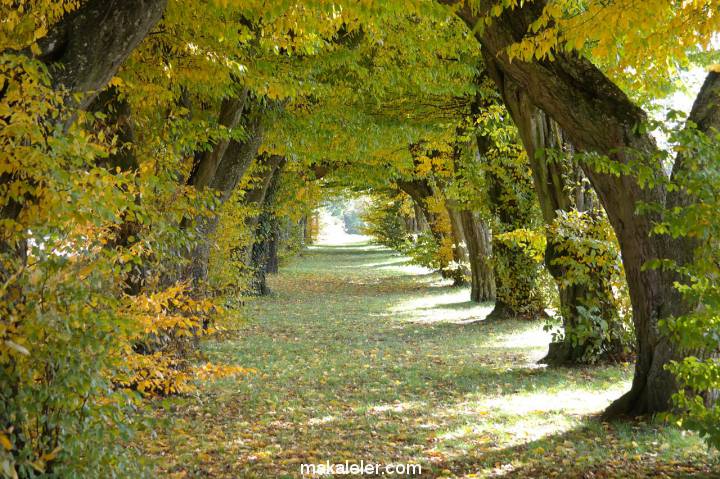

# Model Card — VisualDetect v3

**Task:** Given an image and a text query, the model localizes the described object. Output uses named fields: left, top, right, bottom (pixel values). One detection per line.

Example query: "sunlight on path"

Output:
left=315, top=207, right=369, bottom=245
left=145, top=241, right=712, bottom=478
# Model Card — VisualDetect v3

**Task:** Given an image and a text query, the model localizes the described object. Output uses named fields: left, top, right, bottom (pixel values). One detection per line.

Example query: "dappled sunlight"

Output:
left=367, top=400, right=425, bottom=415
left=146, top=240, right=717, bottom=478
left=495, top=326, right=553, bottom=350
left=380, top=262, right=437, bottom=276
left=388, top=288, right=494, bottom=324
left=307, top=243, right=380, bottom=251
left=347, top=255, right=408, bottom=268
left=426, top=385, right=627, bottom=449
left=474, top=384, right=630, bottom=417
left=307, top=415, right=337, bottom=426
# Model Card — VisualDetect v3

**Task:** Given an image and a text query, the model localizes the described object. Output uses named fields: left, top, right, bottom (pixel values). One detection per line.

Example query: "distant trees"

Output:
left=1, top=0, right=719, bottom=474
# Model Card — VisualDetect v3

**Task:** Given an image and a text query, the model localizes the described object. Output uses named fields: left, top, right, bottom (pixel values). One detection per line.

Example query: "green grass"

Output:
left=141, top=242, right=718, bottom=478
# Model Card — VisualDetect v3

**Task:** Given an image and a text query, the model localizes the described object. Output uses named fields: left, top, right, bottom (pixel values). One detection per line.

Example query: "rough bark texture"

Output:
left=35, top=0, right=168, bottom=109
left=477, top=76, right=623, bottom=364
left=449, top=0, right=720, bottom=414
left=459, top=210, right=495, bottom=302
left=0, top=1, right=166, bottom=459
left=265, top=218, right=280, bottom=275
left=1, top=0, right=166, bottom=282
left=242, top=155, right=286, bottom=249
left=247, top=157, right=287, bottom=296
left=446, top=204, right=470, bottom=286
left=447, top=133, right=495, bottom=302
left=183, top=99, right=266, bottom=290
left=187, top=92, right=249, bottom=189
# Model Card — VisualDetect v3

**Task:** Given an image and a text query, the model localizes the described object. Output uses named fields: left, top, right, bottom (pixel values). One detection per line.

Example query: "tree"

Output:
left=444, top=0, right=720, bottom=415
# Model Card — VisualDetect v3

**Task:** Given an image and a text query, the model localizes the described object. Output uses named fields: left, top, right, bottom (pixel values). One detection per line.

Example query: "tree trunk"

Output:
left=397, top=179, right=453, bottom=277
left=474, top=126, right=546, bottom=321
left=446, top=204, right=470, bottom=286
left=187, top=92, right=249, bottom=189
left=241, top=155, right=286, bottom=252
left=182, top=99, right=266, bottom=292
left=265, top=219, right=280, bottom=275
left=413, top=202, right=430, bottom=232
left=397, top=180, right=441, bottom=239
left=35, top=0, right=168, bottom=109
left=0, top=0, right=166, bottom=464
left=449, top=0, right=720, bottom=414
left=478, top=77, right=624, bottom=364
left=459, top=210, right=495, bottom=302
left=89, top=86, right=147, bottom=295
left=247, top=157, right=286, bottom=295
left=1, top=0, right=167, bottom=280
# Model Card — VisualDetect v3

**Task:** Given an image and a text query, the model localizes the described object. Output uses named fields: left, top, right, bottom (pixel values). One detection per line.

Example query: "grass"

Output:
left=139, top=241, right=718, bottom=478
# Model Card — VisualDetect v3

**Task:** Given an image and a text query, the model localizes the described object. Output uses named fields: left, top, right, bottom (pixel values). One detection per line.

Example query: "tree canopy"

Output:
left=1, top=0, right=720, bottom=476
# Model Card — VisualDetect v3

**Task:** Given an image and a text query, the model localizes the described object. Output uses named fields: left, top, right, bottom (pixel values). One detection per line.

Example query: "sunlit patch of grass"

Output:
left=137, top=242, right=719, bottom=478
left=388, top=288, right=495, bottom=325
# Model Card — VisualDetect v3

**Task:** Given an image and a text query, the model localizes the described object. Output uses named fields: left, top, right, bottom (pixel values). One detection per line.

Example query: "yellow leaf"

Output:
left=0, top=433, right=11, bottom=451
left=41, top=446, right=61, bottom=462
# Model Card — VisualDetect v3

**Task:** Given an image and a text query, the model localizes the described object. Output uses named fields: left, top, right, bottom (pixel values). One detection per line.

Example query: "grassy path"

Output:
left=145, top=241, right=715, bottom=478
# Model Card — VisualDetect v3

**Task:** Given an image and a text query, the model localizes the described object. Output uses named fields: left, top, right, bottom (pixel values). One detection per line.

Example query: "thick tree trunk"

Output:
left=35, top=0, right=168, bottom=109
left=89, top=87, right=146, bottom=295
left=187, top=92, right=249, bottom=189
left=446, top=204, right=470, bottom=286
left=413, top=202, right=430, bottom=232
left=397, top=180, right=441, bottom=239
left=459, top=210, right=495, bottom=302
left=0, top=0, right=167, bottom=277
left=474, top=127, right=546, bottom=321
left=182, top=100, right=265, bottom=291
left=241, top=155, right=286, bottom=250
left=449, top=0, right=720, bottom=414
left=0, top=0, right=166, bottom=463
left=265, top=219, right=280, bottom=275
left=247, top=157, right=287, bottom=295
left=479, top=78, right=623, bottom=364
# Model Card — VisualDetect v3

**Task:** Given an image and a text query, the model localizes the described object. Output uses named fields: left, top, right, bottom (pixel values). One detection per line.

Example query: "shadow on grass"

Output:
left=144, top=241, right=717, bottom=479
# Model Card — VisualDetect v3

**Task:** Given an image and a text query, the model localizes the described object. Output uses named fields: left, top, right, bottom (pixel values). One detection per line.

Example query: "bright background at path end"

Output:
left=315, top=207, right=371, bottom=245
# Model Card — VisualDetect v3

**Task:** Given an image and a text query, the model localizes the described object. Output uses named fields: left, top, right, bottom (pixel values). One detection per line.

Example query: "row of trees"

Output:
left=1, top=0, right=719, bottom=475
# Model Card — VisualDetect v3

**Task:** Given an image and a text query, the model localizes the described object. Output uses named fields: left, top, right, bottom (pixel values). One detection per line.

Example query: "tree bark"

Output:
left=446, top=203, right=470, bottom=286
left=187, top=92, right=249, bottom=189
left=459, top=210, right=495, bottom=302
left=0, top=1, right=166, bottom=464
left=397, top=179, right=440, bottom=237
left=484, top=171, right=545, bottom=320
left=246, top=156, right=287, bottom=295
left=397, top=179, right=454, bottom=278
left=89, top=86, right=146, bottom=295
left=182, top=99, right=266, bottom=291
left=34, top=0, right=168, bottom=109
left=265, top=218, right=280, bottom=275
left=413, top=202, right=430, bottom=232
left=473, top=120, right=546, bottom=321
left=242, top=155, right=286, bottom=249
left=1, top=0, right=167, bottom=274
left=478, top=76, right=623, bottom=364
left=448, top=0, right=720, bottom=414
